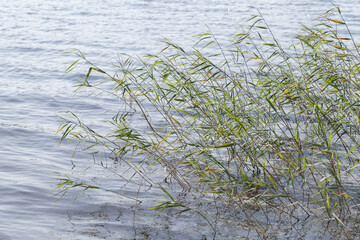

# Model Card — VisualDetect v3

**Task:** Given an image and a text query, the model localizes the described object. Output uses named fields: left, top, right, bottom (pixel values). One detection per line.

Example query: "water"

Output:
left=0, top=1, right=359, bottom=239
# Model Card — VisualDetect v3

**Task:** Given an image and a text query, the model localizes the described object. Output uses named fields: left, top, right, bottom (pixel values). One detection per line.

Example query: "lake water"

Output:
left=1, top=1, right=359, bottom=239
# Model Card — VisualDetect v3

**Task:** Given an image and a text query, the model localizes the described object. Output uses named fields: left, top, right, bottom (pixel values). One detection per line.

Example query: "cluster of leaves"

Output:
left=57, top=7, right=360, bottom=239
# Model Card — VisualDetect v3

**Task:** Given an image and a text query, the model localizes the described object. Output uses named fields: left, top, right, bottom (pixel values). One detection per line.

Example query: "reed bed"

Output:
left=57, top=7, right=360, bottom=239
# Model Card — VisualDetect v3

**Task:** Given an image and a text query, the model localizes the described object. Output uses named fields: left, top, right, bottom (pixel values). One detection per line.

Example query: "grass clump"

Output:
left=57, top=7, right=360, bottom=239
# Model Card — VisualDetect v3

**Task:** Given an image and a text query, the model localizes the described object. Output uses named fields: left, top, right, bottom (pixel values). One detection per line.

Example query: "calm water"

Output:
left=1, top=1, right=359, bottom=239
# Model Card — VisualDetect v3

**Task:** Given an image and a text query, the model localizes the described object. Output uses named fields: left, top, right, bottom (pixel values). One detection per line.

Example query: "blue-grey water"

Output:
left=1, top=1, right=359, bottom=239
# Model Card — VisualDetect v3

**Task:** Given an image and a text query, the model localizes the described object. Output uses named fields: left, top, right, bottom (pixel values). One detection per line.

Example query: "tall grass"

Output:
left=57, top=7, right=360, bottom=239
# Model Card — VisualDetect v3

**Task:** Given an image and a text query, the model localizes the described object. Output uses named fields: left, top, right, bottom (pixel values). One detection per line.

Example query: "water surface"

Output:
left=0, top=1, right=359, bottom=239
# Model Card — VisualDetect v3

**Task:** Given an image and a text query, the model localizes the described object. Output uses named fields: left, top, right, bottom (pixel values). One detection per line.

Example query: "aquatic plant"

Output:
left=57, top=7, right=360, bottom=239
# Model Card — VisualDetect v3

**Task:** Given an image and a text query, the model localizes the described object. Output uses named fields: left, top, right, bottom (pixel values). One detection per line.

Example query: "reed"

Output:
left=57, top=7, right=360, bottom=239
